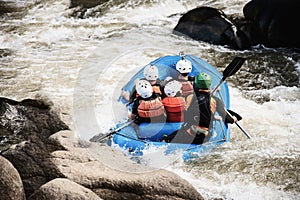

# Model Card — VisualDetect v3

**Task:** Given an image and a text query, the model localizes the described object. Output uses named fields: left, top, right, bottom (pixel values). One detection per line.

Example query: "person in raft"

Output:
left=164, top=72, right=237, bottom=144
left=121, top=64, right=163, bottom=103
left=129, top=79, right=166, bottom=124
left=175, top=58, right=194, bottom=97
left=162, top=80, right=186, bottom=122
left=163, top=57, right=195, bottom=108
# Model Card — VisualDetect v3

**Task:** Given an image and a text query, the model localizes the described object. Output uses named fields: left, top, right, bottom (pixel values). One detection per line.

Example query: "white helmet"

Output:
left=176, top=59, right=192, bottom=74
left=143, top=65, right=159, bottom=81
left=164, top=80, right=182, bottom=97
left=136, top=79, right=153, bottom=98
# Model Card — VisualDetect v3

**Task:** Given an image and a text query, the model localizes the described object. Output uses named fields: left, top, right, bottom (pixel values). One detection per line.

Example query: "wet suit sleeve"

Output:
left=131, top=98, right=139, bottom=115
left=129, top=85, right=137, bottom=102
left=215, top=97, right=235, bottom=124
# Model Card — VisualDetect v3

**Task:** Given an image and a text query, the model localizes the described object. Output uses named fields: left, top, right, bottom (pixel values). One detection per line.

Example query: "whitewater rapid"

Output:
left=1, top=0, right=299, bottom=199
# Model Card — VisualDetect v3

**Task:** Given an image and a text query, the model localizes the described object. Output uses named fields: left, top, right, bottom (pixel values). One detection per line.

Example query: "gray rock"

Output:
left=29, top=178, right=102, bottom=200
left=50, top=130, right=204, bottom=200
left=0, top=97, right=204, bottom=199
left=0, top=155, right=26, bottom=200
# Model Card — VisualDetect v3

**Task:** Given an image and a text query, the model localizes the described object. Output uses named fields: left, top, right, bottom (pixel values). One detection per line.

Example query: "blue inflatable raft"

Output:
left=109, top=54, right=231, bottom=161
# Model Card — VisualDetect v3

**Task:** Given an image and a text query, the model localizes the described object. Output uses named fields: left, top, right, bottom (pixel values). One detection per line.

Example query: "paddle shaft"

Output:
left=235, top=122, right=252, bottom=139
left=225, top=108, right=252, bottom=139
left=90, top=120, right=134, bottom=142
left=210, top=57, right=251, bottom=139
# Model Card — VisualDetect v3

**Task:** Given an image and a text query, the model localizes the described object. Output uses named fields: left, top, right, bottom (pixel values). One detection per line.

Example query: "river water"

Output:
left=1, top=0, right=299, bottom=199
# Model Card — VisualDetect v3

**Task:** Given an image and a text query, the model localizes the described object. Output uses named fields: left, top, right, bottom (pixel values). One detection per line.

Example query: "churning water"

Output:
left=1, top=0, right=299, bottom=199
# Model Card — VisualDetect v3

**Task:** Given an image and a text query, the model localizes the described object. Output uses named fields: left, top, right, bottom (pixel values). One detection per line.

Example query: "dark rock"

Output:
left=0, top=97, right=68, bottom=151
left=0, top=155, right=26, bottom=200
left=173, top=1, right=300, bottom=49
left=242, top=0, right=300, bottom=48
left=69, top=0, right=109, bottom=9
left=0, top=97, right=69, bottom=198
left=173, top=7, right=251, bottom=50
left=0, top=0, right=39, bottom=17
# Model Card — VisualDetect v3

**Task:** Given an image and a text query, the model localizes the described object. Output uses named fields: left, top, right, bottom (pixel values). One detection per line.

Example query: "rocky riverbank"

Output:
left=0, top=97, right=203, bottom=200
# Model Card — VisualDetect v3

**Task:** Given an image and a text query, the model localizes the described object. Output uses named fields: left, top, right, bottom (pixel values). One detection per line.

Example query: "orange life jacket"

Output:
left=152, top=85, right=162, bottom=95
left=179, top=80, right=194, bottom=96
left=162, top=96, right=186, bottom=122
left=137, top=98, right=165, bottom=119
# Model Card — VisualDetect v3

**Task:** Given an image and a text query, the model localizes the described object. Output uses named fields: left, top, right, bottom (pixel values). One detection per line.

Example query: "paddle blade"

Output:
left=223, top=57, right=246, bottom=79
left=227, top=109, right=242, bottom=121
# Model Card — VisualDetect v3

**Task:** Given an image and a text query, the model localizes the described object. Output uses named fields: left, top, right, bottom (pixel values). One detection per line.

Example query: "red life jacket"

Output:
left=137, top=98, right=165, bottom=119
left=162, top=96, right=186, bottom=122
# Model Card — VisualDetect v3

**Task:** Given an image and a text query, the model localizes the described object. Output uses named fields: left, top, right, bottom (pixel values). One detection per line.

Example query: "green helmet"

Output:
left=195, top=72, right=212, bottom=89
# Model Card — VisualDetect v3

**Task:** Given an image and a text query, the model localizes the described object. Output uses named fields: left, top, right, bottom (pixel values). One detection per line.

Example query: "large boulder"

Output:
left=1, top=137, right=66, bottom=199
left=173, top=1, right=300, bottom=49
left=242, top=0, right=300, bottom=48
left=0, top=97, right=203, bottom=199
left=29, top=178, right=102, bottom=200
left=0, top=155, right=26, bottom=200
left=0, top=97, right=69, bottom=198
left=173, top=7, right=251, bottom=50
left=50, top=130, right=204, bottom=200
left=0, top=97, right=69, bottom=151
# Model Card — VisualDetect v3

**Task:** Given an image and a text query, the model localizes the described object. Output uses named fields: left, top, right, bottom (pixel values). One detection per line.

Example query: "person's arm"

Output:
left=129, top=99, right=139, bottom=120
left=184, top=93, right=194, bottom=110
left=215, top=97, right=237, bottom=124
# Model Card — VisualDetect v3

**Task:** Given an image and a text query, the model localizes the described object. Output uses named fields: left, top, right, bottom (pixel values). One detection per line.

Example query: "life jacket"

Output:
left=152, top=85, right=162, bottom=95
left=178, top=79, right=194, bottom=97
left=162, top=96, right=186, bottom=122
left=137, top=98, right=165, bottom=119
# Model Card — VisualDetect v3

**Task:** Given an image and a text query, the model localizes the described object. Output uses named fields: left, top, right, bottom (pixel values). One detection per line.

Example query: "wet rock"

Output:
left=0, top=97, right=203, bottom=199
left=0, top=155, right=26, bottom=200
left=0, top=97, right=69, bottom=152
left=67, top=0, right=113, bottom=18
left=0, top=97, right=69, bottom=198
left=0, top=0, right=21, bottom=14
left=0, top=0, right=41, bottom=17
left=0, top=48, right=13, bottom=58
left=173, top=7, right=251, bottom=50
left=51, top=130, right=204, bottom=200
left=69, top=0, right=109, bottom=9
left=174, top=1, right=300, bottom=49
left=242, top=0, right=300, bottom=48
left=29, top=178, right=102, bottom=200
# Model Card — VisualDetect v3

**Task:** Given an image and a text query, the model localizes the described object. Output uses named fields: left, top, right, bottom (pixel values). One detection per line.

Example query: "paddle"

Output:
left=227, top=109, right=242, bottom=121
left=210, top=57, right=252, bottom=139
left=89, top=120, right=134, bottom=142
left=210, top=57, right=246, bottom=95
left=226, top=109, right=252, bottom=139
